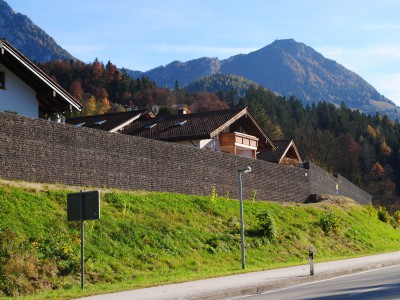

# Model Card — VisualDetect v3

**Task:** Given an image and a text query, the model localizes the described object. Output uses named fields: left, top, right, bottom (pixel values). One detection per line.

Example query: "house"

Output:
left=0, top=38, right=82, bottom=118
left=120, top=107, right=277, bottom=159
left=257, top=139, right=302, bottom=166
left=66, top=109, right=154, bottom=132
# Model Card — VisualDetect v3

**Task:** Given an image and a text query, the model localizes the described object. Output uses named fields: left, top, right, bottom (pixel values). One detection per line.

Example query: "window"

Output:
left=95, top=120, right=107, bottom=125
left=175, top=120, right=187, bottom=126
left=0, top=72, right=5, bottom=89
left=145, top=123, right=156, bottom=129
left=75, top=122, right=85, bottom=127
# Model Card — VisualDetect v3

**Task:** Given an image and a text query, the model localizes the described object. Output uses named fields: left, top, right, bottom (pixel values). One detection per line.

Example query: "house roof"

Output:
left=257, top=139, right=302, bottom=163
left=66, top=110, right=152, bottom=132
left=0, top=38, right=82, bottom=114
left=120, top=107, right=276, bottom=151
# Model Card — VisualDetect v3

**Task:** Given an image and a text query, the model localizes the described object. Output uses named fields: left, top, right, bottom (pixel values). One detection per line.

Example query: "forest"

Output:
left=39, top=59, right=400, bottom=209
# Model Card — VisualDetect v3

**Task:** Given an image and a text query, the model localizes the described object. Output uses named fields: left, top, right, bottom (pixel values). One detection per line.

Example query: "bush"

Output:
left=377, top=206, right=390, bottom=224
left=319, top=212, right=340, bottom=235
left=366, top=204, right=376, bottom=217
left=393, top=210, right=400, bottom=225
left=256, top=211, right=277, bottom=241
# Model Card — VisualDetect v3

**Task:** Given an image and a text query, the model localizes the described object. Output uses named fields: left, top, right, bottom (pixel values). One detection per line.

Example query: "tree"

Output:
left=69, top=80, right=84, bottom=101
left=81, top=96, right=97, bottom=116
left=97, top=98, right=111, bottom=114
left=370, top=162, right=384, bottom=180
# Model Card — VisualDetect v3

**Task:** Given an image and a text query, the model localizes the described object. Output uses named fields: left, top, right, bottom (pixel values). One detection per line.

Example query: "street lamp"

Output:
left=238, top=165, right=252, bottom=269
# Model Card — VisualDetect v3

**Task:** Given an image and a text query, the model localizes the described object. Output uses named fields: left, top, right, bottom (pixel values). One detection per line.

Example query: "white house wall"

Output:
left=0, top=62, right=38, bottom=118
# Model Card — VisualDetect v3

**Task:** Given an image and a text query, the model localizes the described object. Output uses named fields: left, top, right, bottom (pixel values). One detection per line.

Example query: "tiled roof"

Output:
left=258, top=140, right=301, bottom=163
left=121, top=108, right=276, bottom=151
left=66, top=110, right=151, bottom=132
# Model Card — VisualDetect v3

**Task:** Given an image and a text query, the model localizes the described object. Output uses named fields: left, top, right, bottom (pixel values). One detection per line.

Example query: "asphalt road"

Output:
left=230, top=265, right=400, bottom=300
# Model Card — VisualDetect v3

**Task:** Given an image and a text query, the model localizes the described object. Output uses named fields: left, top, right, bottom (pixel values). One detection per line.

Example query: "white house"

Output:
left=0, top=38, right=82, bottom=118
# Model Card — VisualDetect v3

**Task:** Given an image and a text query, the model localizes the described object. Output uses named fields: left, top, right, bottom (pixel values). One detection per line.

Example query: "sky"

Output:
left=6, top=0, right=400, bottom=105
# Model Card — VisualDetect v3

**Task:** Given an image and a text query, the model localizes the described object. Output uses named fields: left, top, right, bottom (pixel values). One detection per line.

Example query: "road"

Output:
left=230, top=265, right=400, bottom=300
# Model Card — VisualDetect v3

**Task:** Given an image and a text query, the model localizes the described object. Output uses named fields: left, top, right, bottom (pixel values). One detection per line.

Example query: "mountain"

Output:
left=0, top=0, right=74, bottom=62
left=128, top=57, right=221, bottom=88
left=128, top=39, right=400, bottom=119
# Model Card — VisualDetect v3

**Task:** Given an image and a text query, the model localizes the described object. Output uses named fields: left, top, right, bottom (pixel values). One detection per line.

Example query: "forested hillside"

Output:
left=40, top=59, right=400, bottom=208
left=239, top=86, right=400, bottom=208
left=39, top=59, right=228, bottom=117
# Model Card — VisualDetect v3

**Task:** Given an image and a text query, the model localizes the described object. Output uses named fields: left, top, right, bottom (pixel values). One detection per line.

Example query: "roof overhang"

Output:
left=210, top=107, right=277, bottom=150
left=279, top=140, right=302, bottom=163
left=0, top=38, right=82, bottom=114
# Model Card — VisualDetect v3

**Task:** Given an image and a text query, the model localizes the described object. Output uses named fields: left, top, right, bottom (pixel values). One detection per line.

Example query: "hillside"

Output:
left=0, top=0, right=74, bottom=62
left=183, top=74, right=261, bottom=104
left=128, top=39, right=400, bottom=119
left=1, top=179, right=399, bottom=299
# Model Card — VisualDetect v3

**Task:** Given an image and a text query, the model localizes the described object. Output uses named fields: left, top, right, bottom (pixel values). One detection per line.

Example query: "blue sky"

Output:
left=6, top=0, right=400, bottom=105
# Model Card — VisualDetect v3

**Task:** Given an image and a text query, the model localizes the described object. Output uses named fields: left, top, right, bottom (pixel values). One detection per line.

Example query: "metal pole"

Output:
left=239, top=172, right=246, bottom=269
left=81, top=219, right=84, bottom=289
left=80, top=190, right=84, bottom=290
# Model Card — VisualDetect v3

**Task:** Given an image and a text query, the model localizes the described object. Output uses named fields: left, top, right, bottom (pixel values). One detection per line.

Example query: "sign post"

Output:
left=67, top=191, right=100, bottom=290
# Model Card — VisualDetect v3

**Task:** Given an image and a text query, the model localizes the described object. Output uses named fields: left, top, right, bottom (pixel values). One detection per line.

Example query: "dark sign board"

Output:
left=67, top=191, right=100, bottom=221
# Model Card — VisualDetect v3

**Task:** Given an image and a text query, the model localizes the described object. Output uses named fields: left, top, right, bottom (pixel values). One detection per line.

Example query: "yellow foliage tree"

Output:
left=97, top=98, right=111, bottom=115
left=81, top=96, right=97, bottom=116
left=380, top=138, right=392, bottom=156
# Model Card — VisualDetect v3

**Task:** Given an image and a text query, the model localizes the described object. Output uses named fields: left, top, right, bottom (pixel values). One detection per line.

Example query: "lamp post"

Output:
left=238, top=165, right=252, bottom=269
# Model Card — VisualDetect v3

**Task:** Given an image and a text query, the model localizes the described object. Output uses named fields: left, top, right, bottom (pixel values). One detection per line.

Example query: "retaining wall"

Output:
left=0, top=112, right=371, bottom=204
left=303, top=162, right=372, bottom=204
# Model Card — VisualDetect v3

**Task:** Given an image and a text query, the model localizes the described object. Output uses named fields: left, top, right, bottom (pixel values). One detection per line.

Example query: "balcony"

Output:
left=219, top=132, right=259, bottom=158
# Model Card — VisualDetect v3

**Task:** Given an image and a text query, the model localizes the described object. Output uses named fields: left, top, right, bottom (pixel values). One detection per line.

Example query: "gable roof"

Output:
left=66, top=110, right=152, bottom=132
left=257, top=139, right=302, bottom=163
left=0, top=38, right=82, bottom=114
left=121, top=107, right=276, bottom=151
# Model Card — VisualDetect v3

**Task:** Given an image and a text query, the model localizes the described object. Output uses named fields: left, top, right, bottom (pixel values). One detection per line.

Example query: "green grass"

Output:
left=0, top=181, right=399, bottom=299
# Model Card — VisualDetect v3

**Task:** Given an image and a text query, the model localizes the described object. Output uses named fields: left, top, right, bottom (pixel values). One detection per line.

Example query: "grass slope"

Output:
left=0, top=181, right=399, bottom=299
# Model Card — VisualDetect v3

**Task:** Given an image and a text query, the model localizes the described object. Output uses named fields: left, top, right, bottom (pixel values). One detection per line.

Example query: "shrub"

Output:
left=256, top=211, right=277, bottom=241
left=393, top=210, right=400, bottom=225
left=377, top=206, right=390, bottom=224
left=210, top=186, right=217, bottom=203
left=319, top=212, right=340, bottom=235
left=366, top=204, right=376, bottom=217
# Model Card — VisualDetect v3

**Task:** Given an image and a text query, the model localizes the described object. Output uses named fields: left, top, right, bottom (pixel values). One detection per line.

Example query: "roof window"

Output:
left=175, top=120, right=187, bottom=126
left=95, top=120, right=107, bottom=125
left=145, top=123, right=157, bottom=129
left=75, top=122, right=85, bottom=127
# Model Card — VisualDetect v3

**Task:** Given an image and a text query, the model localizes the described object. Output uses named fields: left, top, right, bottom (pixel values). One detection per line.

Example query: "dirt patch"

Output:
left=306, top=194, right=360, bottom=207
left=0, top=178, right=73, bottom=191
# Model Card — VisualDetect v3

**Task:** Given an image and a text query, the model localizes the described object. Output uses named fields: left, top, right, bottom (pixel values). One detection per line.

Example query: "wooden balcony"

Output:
left=219, top=132, right=259, bottom=158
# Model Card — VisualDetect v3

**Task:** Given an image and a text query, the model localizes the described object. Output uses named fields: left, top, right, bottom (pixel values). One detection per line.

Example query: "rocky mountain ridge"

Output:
left=0, top=0, right=74, bottom=62
left=129, top=39, right=399, bottom=118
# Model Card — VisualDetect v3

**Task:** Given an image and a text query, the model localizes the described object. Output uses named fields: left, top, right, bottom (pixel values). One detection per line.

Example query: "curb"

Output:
left=191, top=259, right=400, bottom=300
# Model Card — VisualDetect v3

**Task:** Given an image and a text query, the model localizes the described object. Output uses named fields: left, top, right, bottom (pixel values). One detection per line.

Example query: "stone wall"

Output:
left=0, top=112, right=311, bottom=202
left=302, top=162, right=372, bottom=204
